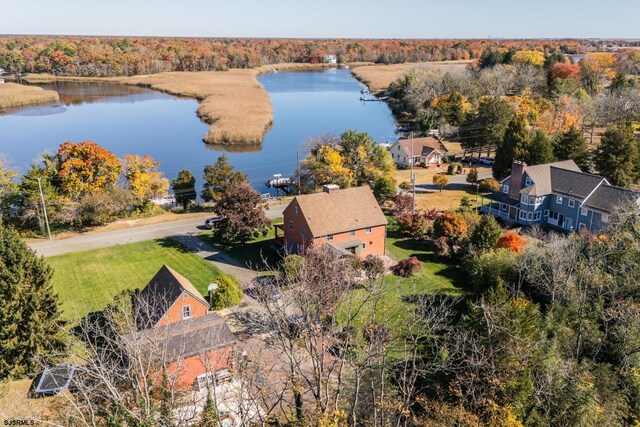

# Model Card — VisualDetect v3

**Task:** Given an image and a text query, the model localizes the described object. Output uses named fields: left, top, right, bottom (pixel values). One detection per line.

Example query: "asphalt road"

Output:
left=29, top=204, right=286, bottom=257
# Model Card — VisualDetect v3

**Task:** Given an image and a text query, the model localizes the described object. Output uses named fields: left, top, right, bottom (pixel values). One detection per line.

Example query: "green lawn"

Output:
left=48, top=239, right=224, bottom=321
left=199, top=218, right=283, bottom=271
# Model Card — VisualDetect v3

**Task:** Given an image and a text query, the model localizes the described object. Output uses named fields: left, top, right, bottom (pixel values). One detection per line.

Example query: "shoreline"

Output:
left=0, top=82, right=60, bottom=112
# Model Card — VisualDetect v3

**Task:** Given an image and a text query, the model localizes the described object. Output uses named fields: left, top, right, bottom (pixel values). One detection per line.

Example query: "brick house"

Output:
left=129, top=265, right=237, bottom=390
left=480, top=160, right=640, bottom=233
left=389, top=136, right=448, bottom=168
left=278, top=185, right=388, bottom=257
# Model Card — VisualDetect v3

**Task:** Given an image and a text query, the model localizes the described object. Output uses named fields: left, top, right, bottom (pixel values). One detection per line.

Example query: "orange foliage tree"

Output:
left=549, top=62, right=581, bottom=82
left=122, top=154, right=169, bottom=201
left=57, top=141, right=121, bottom=197
left=495, top=232, right=526, bottom=253
left=433, top=212, right=468, bottom=240
left=537, top=95, right=584, bottom=136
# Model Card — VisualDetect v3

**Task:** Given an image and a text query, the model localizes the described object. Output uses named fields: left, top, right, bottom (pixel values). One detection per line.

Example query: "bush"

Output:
left=372, top=176, right=396, bottom=202
left=76, top=187, right=133, bottom=227
left=478, top=178, right=501, bottom=193
left=495, top=232, right=527, bottom=253
left=209, top=275, right=243, bottom=310
left=282, top=254, right=304, bottom=283
left=467, top=248, right=517, bottom=294
left=434, top=236, right=452, bottom=258
left=399, top=180, right=411, bottom=191
left=470, top=215, right=503, bottom=252
left=394, top=256, right=422, bottom=277
left=446, top=164, right=456, bottom=175
left=363, top=255, right=387, bottom=279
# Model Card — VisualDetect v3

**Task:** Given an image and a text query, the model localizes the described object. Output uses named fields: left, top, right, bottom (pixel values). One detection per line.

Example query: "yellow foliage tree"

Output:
left=122, top=154, right=169, bottom=202
left=512, top=50, right=545, bottom=67
left=507, top=89, right=551, bottom=126
left=537, top=95, right=584, bottom=136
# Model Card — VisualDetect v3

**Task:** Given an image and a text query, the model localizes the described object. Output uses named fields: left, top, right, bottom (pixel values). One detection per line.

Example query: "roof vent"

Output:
left=323, top=184, right=340, bottom=194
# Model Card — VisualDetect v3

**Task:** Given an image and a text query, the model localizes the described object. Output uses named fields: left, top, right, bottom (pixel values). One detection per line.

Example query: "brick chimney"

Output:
left=508, top=161, right=527, bottom=200
left=323, top=184, right=340, bottom=194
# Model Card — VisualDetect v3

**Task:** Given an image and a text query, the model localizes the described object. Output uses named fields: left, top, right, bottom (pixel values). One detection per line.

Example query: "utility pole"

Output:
left=37, top=178, right=52, bottom=240
left=410, top=132, right=417, bottom=215
left=296, top=151, right=301, bottom=195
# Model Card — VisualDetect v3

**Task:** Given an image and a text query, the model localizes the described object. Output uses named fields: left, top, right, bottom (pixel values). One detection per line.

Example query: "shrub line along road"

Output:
left=29, top=204, right=287, bottom=257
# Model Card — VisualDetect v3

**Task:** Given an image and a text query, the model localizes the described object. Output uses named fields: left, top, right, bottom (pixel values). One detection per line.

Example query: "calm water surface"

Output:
left=0, top=69, right=397, bottom=191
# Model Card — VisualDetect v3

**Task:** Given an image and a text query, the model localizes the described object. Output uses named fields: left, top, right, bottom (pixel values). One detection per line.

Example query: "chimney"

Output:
left=508, top=160, right=527, bottom=201
left=323, top=184, right=340, bottom=194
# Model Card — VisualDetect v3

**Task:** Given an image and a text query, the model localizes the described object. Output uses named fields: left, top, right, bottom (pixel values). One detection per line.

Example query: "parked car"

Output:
left=460, top=157, right=477, bottom=165
left=479, top=156, right=495, bottom=165
left=204, top=217, right=226, bottom=229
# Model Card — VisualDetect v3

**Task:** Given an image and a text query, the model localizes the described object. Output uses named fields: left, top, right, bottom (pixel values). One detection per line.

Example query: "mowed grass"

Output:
left=48, top=239, right=224, bottom=321
left=351, top=60, right=472, bottom=92
left=199, top=218, right=283, bottom=271
left=0, top=82, right=59, bottom=111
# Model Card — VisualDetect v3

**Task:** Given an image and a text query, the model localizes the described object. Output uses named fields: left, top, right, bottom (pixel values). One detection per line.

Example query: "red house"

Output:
left=279, top=185, right=388, bottom=257
left=130, top=265, right=237, bottom=390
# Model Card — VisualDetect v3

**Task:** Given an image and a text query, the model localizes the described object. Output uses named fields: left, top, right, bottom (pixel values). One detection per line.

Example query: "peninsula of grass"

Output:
left=351, top=60, right=472, bottom=93
left=0, top=82, right=59, bottom=111
left=47, top=238, right=224, bottom=321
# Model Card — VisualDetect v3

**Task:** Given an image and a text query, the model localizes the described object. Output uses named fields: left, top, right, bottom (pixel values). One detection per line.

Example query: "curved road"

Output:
left=29, top=205, right=286, bottom=257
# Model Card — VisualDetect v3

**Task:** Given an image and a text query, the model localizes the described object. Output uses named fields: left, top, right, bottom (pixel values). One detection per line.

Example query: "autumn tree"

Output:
left=493, top=115, right=530, bottom=179
left=122, top=154, right=169, bottom=203
left=553, top=126, right=591, bottom=171
left=0, top=224, right=67, bottom=379
left=201, top=155, right=246, bottom=203
left=512, top=50, right=545, bottom=67
left=594, top=122, right=640, bottom=187
left=466, top=166, right=479, bottom=185
left=57, top=141, right=121, bottom=197
left=432, top=174, right=449, bottom=192
left=172, top=169, right=196, bottom=210
left=495, top=232, right=526, bottom=253
left=213, top=182, right=270, bottom=244
left=580, top=52, right=616, bottom=94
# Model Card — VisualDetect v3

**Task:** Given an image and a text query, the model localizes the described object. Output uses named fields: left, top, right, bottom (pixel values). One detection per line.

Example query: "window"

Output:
left=536, top=196, right=544, bottom=205
left=601, top=214, right=609, bottom=223
left=301, top=228, right=306, bottom=238
left=327, top=234, right=334, bottom=241
left=294, top=206, right=298, bottom=215
left=544, top=209, right=549, bottom=218
left=500, top=203, right=507, bottom=212
left=519, top=210, right=527, bottom=220
left=556, top=196, right=563, bottom=205
left=289, top=220, right=293, bottom=230
left=365, top=227, right=372, bottom=234
left=581, top=207, right=588, bottom=216
left=528, top=196, right=535, bottom=205
left=535, top=211, right=542, bottom=221
left=182, top=305, right=191, bottom=320
left=525, top=177, right=532, bottom=186
left=520, top=195, right=528, bottom=204
left=361, top=243, right=366, bottom=249
left=503, top=184, right=509, bottom=194
left=349, top=230, right=356, bottom=237
left=568, top=199, right=575, bottom=208
left=527, top=211, right=534, bottom=221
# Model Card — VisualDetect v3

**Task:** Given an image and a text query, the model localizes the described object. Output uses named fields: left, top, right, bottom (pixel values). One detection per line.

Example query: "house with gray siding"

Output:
left=480, top=160, right=640, bottom=233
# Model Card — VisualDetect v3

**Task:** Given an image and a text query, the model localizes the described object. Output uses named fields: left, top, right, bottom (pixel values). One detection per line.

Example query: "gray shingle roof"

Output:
left=518, top=160, right=581, bottom=196
left=583, top=185, right=640, bottom=213
left=550, top=167, right=605, bottom=199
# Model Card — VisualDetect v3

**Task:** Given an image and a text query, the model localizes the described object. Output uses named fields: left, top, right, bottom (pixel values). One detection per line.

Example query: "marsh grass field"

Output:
left=351, top=60, right=472, bottom=92
left=0, top=82, right=59, bottom=111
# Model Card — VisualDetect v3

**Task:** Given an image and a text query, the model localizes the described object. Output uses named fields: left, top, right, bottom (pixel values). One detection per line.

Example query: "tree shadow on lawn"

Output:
left=157, top=237, right=194, bottom=254
left=198, top=234, right=282, bottom=271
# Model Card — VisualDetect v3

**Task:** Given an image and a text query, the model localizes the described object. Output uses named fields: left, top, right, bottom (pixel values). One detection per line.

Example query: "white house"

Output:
left=324, top=55, right=337, bottom=64
left=389, top=136, right=448, bottom=168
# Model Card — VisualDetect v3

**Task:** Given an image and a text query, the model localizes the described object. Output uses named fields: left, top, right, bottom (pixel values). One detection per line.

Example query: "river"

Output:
left=0, top=69, right=397, bottom=192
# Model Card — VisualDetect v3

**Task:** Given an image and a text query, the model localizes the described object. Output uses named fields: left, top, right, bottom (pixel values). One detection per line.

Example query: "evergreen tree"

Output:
left=459, top=97, right=515, bottom=151
left=201, top=155, right=246, bottom=203
left=199, top=394, right=219, bottom=427
left=553, top=126, right=592, bottom=171
left=493, top=115, right=530, bottom=179
left=0, top=224, right=66, bottom=379
left=527, top=130, right=555, bottom=165
left=469, top=215, right=503, bottom=253
left=372, top=176, right=396, bottom=202
left=172, top=169, right=196, bottom=210
left=595, top=123, right=640, bottom=187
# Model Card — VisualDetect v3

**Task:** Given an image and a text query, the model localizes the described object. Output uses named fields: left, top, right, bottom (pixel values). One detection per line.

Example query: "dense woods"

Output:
left=1, top=36, right=638, bottom=76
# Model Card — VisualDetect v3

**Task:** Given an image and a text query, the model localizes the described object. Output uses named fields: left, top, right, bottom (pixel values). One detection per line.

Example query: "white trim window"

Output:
left=327, top=234, right=334, bottom=241
left=543, top=209, right=549, bottom=218
left=568, top=199, right=575, bottom=208
left=527, top=211, right=534, bottom=221
left=601, top=213, right=609, bottom=223
left=520, top=195, right=528, bottom=205
left=581, top=207, right=588, bottom=216
left=349, top=230, right=356, bottom=237
left=365, top=227, right=372, bottom=234
left=528, top=196, right=535, bottom=205
left=503, top=184, right=509, bottom=194
left=556, top=196, right=563, bottom=205
left=525, top=177, right=532, bottom=186
left=534, top=211, right=542, bottom=221
left=182, top=305, right=191, bottom=320
left=500, top=203, right=507, bottom=212
left=519, top=210, right=527, bottom=221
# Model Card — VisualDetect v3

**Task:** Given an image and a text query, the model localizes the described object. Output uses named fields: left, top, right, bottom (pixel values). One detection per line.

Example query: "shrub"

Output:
left=495, top=232, right=527, bottom=253
left=362, top=255, right=387, bottom=279
left=209, top=275, right=243, bottom=310
left=372, top=176, right=396, bottom=202
left=395, top=256, right=422, bottom=277
left=399, top=180, right=411, bottom=191
left=434, top=236, right=452, bottom=258
left=478, top=178, right=501, bottom=193
left=432, top=174, right=449, bottom=192
left=446, top=164, right=456, bottom=175
left=470, top=215, right=503, bottom=252
left=467, top=248, right=517, bottom=294
left=76, top=187, right=133, bottom=227
left=282, top=254, right=304, bottom=283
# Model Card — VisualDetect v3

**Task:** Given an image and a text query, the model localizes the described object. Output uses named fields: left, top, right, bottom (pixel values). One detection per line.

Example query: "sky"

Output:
left=1, top=0, right=638, bottom=39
